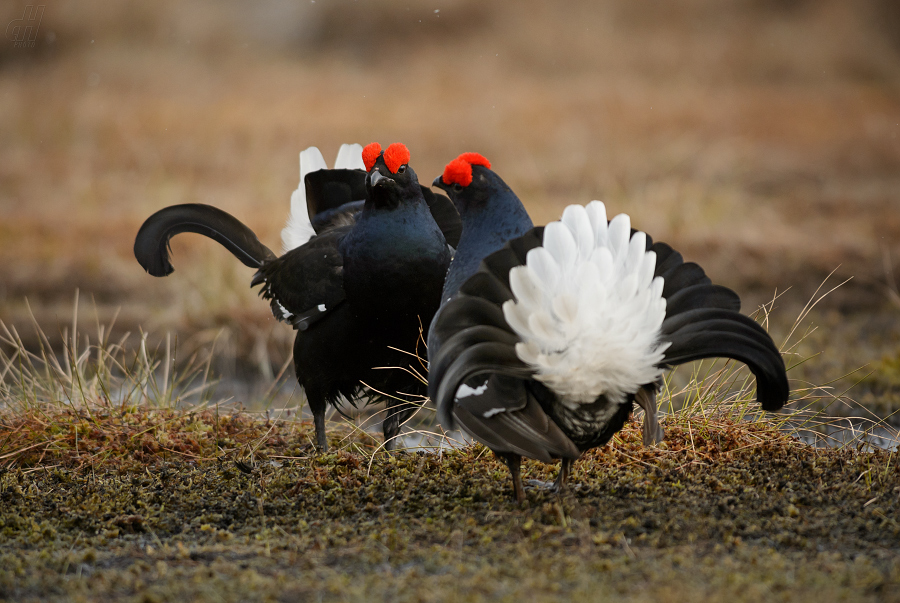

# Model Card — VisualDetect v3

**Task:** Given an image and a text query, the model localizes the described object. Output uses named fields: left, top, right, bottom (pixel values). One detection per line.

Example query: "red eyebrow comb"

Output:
left=441, top=152, right=491, bottom=187
left=383, top=143, right=410, bottom=174
left=362, top=142, right=382, bottom=171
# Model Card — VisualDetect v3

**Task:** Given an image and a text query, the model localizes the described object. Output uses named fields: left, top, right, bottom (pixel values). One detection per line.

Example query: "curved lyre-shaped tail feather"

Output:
left=660, top=308, right=789, bottom=410
left=134, top=203, right=276, bottom=277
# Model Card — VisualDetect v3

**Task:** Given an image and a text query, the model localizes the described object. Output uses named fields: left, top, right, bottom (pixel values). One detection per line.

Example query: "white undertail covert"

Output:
left=281, top=144, right=364, bottom=253
left=502, top=201, right=669, bottom=406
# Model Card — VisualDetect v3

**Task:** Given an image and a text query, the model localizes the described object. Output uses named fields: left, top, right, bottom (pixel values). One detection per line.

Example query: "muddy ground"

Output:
left=0, top=410, right=898, bottom=602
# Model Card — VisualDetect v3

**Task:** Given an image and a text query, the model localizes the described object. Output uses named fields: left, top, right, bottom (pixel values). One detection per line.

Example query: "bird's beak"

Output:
left=370, top=170, right=387, bottom=187
left=432, top=176, right=447, bottom=191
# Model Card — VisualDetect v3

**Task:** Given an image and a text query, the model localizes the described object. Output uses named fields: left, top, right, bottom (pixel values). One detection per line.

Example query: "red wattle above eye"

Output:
left=456, top=152, right=491, bottom=169
left=362, top=142, right=382, bottom=172
left=442, top=158, right=473, bottom=187
left=383, top=143, right=410, bottom=174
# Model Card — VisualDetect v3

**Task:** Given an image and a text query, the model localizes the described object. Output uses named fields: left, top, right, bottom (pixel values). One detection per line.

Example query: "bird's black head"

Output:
left=432, top=153, right=512, bottom=214
left=363, top=142, right=421, bottom=209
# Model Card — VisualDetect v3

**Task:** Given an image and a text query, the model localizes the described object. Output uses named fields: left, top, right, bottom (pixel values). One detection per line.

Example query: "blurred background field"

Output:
left=1, top=0, right=899, bottom=424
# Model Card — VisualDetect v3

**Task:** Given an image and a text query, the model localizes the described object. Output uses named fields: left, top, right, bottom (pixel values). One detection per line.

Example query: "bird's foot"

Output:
left=526, top=479, right=559, bottom=492
left=526, top=477, right=578, bottom=494
left=315, top=433, right=329, bottom=454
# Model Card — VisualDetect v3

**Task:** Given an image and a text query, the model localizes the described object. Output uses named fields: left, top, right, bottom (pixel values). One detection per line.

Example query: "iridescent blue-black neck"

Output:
left=340, top=166, right=451, bottom=318
left=440, top=167, right=533, bottom=302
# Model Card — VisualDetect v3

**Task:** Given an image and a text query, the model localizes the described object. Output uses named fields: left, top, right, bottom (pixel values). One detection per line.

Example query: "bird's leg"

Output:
left=382, top=399, right=418, bottom=452
left=382, top=404, right=402, bottom=452
left=635, top=384, right=664, bottom=446
left=313, top=410, right=328, bottom=452
left=527, top=458, right=573, bottom=493
left=497, top=453, right=526, bottom=502
left=553, top=458, right=573, bottom=493
left=306, top=391, right=329, bottom=452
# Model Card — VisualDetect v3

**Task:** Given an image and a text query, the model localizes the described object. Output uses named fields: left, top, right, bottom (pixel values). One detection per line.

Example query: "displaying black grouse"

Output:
left=281, top=144, right=461, bottom=253
left=135, top=142, right=458, bottom=451
left=426, top=153, right=534, bottom=357
left=428, top=153, right=790, bottom=501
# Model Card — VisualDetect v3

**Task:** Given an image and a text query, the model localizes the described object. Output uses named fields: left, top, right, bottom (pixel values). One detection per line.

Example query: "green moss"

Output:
left=0, top=411, right=898, bottom=602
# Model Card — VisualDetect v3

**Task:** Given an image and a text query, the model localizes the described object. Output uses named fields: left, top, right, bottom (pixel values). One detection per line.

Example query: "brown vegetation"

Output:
left=1, top=405, right=898, bottom=601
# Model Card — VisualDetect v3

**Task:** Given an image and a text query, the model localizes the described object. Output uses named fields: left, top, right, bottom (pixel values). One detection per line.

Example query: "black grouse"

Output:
left=281, top=144, right=460, bottom=252
left=428, top=153, right=790, bottom=501
left=135, top=142, right=458, bottom=451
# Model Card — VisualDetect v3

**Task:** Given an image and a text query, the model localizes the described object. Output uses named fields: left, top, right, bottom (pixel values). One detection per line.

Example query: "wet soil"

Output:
left=1, top=410, right=898, bottom=602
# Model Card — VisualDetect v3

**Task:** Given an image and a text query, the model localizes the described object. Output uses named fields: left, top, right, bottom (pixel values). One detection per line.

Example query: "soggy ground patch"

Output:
left=1, top=408, right=898, bottom=602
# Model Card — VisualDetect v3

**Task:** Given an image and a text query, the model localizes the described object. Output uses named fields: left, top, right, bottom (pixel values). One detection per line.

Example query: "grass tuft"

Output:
left=1, top=291, right=898, bottom=601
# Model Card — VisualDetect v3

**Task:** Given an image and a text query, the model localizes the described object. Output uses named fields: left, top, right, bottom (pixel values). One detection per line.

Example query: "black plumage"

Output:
left=301, top=167, right=462, bottom=248
left=135, top=144, right=459, bottom=451
left=428, top=156, right=789, bottom=501
left=134, top=203, right=276, bottom=277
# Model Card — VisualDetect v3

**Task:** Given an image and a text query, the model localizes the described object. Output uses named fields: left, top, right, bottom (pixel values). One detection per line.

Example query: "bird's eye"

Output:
left=397, top=165, right=407, bottom=174
left=452, top=183, right=462, bottom=192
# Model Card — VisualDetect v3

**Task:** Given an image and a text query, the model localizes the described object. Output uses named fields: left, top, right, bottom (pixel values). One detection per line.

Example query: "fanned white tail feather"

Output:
left=502, top=201, right=669, bottom=406
left=333, top=143, right=364, bottom=170
left=280, top=144, right=363, bottom=253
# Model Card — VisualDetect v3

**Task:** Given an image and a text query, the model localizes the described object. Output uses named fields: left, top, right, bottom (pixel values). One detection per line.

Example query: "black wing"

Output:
left=251, top=226, right=350, bottom=331
left=304, top=169, right=368, bottom=234
left=453, top=375, right=580, bottom=463
left=428, top=227, right=579, bottom=461
left=310, top=200, right=365, bottom=232
left=134, top=204, right=276, bottom=277
left=431, top=321, right=579, bottom=461
left=304, top=169, right=367, bottom=222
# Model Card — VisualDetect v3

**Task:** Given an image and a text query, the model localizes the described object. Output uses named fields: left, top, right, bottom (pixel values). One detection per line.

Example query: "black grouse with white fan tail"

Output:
left=429, top=154, right=789, bottom=502
left=135, top=143, right=459, bottom=451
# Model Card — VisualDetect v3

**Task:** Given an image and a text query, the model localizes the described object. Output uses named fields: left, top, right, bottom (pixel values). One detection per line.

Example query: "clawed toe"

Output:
left=526, top=479, right=557, bottom=491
